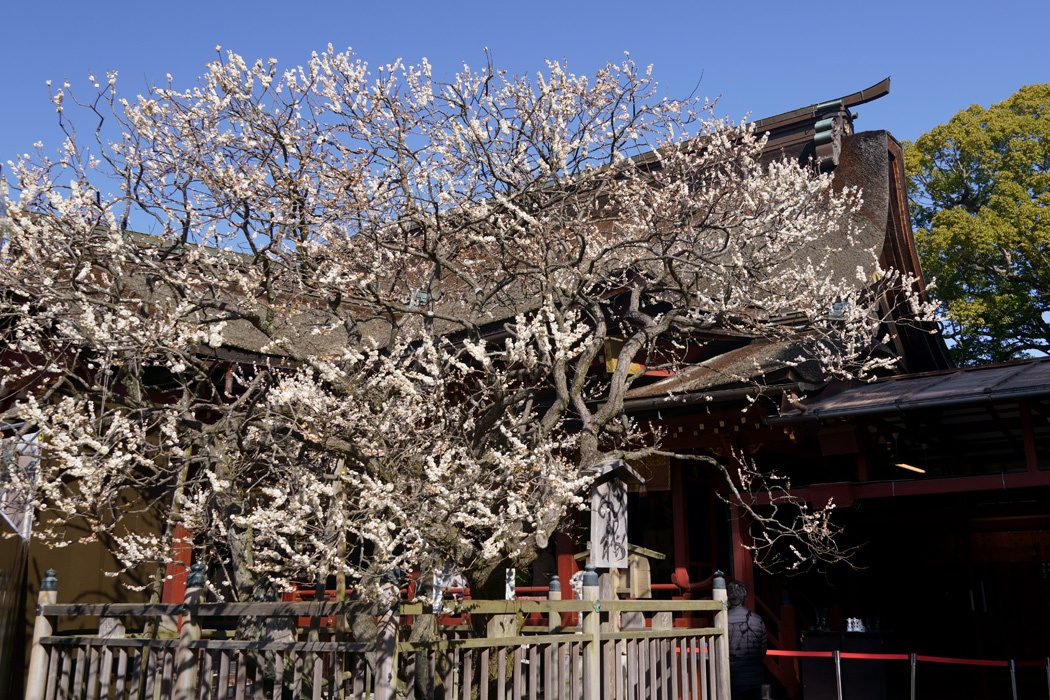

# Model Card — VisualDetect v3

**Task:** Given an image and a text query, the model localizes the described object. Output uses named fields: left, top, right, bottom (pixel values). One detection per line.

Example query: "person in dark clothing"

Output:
left=727, top=580, right=767, bottom=700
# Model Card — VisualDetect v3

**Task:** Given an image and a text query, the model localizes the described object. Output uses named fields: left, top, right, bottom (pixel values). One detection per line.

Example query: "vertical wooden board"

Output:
left=682, top=638, right=693, bottom=700
left=312, top=651, right=323, bottom=700
left=199, top=649, right=215, bottom=700
left=638, top=642, right=646, bottom=700
left=85, top=647, right=100, bottom=700
left=255, top=652, right=267, bottom=700
left=550, top=644, right=561, bottom=700
left=99, top=645, right=114, bottom=700
left=269, top=652, right=283, bottom=700
left=44, top=646, right=60, bottom=700
left=462, top=650, right=473, bottom=700
left=124, top=650, right=141, bottom=700
left=626, top=640, right=637, bottom=700
left=665, top=638, right=674, bottom=700
left=668, top=639, right=679, bottom=700
left=652, top=640, right=662, bottom=700
left=56, top=647, right=73, bottom=700
left=613, top=642, right=621, bottom=700
left=351, top=655, right=365, bottom=700
left=513, top=647, right=522, bottom=700
left=710, top=639, right=720, bottom=700
left=445, top=648, right=455, bottom=700
left=235, top=651, right=248, bottom=700
left=660, top=639, right=669, bottom=700
left=336, top=652, right=345, bottom=700
left=639, top=638, right=649, bottom=700
left=698, top=640, right=708, bottom=700
left=529, top=645, right=539, bottom=700
left=114, top=649, right=128, bottom=700
left=553, top=644, right=563, bottom=700
left=427, top=650, right=436, bottom=700
left=689, top=638, right=698, bottom=698
left=706, top=640, right=716, bottom=700
left=216, top=650, right=231, bottom=700
left=546, top=646, right=554, bottom=700
left=682, top=639, right=692, bottom=700
left=72, top=648, right=88, bottom=700
left=291, top=651, right=303, bottom=700
left=600, top=642, right=611, bottom=700
left=160, top=649, right=174, bottom=700
left=688, top=642, right=697, bottom=700
left=496, top=648, right=507, bottom=700
left=479, top=649, right=489, bottom=700
left=571, top=643, right=581, bottom=700
left=405, top=651, right=417, bottom=699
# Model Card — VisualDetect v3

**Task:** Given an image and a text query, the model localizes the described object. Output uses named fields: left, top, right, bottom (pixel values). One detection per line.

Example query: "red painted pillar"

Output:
left=161, top=524, right=193, bottom=604
left=729, top=502, right=755, bottom=609
left=556, top=525, right=580, bottom=626
left=670, top=463, right=692, bottom=596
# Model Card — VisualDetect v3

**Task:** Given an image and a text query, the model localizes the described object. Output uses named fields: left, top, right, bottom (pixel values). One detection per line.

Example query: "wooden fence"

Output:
left=23, top=566, right=731, bottom=700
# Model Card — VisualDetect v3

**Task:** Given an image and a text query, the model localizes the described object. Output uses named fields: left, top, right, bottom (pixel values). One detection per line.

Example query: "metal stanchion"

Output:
left=833, top=650, right=843, bottom=700
left=1010, top=660, right=1018, bottom=700
left=910, top=652, right=918, bottom=700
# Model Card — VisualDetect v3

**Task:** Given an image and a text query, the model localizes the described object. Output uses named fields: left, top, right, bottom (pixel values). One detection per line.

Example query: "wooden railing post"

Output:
left=25, top=569, right=57, bottom=700
left=174, top=563, right=205, bottom=700
left=712, top=571, right=731, bottom=700
left=581, top=564, right=601, bottom=700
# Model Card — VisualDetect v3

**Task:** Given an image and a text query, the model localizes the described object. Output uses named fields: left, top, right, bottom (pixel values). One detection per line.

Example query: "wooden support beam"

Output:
left=754, top=469, right=1050, bottom=506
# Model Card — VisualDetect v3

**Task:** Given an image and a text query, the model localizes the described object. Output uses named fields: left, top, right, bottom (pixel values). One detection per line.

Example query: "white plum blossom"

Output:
left=0, top=48, right=937, bottom=599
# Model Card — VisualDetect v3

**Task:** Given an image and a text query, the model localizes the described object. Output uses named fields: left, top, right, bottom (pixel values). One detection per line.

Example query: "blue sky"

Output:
left=1, top=0, right=1048, bottom=168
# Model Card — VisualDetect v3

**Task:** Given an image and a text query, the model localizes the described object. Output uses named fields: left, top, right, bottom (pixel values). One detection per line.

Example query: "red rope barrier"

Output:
left=915, top=655, right=1008, bottom=667
left=767, top=649, right=1047, bottom=668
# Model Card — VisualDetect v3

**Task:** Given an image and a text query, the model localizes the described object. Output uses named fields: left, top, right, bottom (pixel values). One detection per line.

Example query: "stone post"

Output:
left=548, top=575, right=561, bottom=632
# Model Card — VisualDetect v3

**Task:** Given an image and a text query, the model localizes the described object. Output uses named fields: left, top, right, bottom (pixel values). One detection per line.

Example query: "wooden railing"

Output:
left=24, top=567, right=732, bottom=700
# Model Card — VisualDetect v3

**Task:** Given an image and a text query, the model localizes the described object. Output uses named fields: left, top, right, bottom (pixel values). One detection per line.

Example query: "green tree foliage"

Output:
left=905, top=84, right=1050, bottom=364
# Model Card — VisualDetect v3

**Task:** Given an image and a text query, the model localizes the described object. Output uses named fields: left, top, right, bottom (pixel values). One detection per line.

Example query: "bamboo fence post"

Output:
left=175, top=563, right=205, bottom=700
left=25, top=569, right=58, bottom=700
left=711, top=571, right=731, bottom=700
